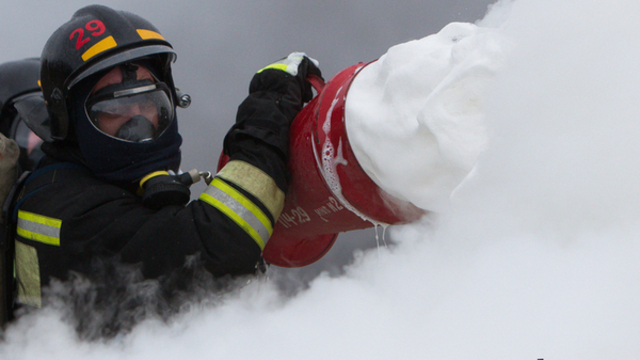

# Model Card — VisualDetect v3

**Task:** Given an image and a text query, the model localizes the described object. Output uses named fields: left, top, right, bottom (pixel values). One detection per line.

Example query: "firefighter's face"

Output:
left=90, top=65, right=159, bottom=137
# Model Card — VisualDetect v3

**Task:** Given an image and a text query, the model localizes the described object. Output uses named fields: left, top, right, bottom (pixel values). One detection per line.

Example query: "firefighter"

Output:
left=0, top=58, right=47, bottom=174
left=9, top=4, right=321, bottom=317
left=0, top=58, right=50, bottom=327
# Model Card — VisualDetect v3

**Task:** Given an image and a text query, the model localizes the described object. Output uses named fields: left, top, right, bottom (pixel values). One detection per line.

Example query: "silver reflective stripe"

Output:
left=200, top=178, right=272, bottom=250
left=217, top=160, right=285, bottom=220
left=17, top=210, right=62, bottom=246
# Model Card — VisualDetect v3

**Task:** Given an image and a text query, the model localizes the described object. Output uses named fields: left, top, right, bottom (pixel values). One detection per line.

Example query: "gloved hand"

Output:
left=249, top=52, right=323, bottom=115
left=254, top=52, right=322, bottom=103
left=223, top=52, right=324, bottom=194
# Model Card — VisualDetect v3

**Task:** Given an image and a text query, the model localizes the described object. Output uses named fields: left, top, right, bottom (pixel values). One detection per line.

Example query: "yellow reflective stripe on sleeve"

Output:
left=81, top=36, right=117, bottom=61
left=15, top=241, right=42, bottom=308
left=217, top=160, right=285, bottom=219
left=17, top=210, right=62, bottom=246
left=137, top=29, right=165, bottom=40
left=199, top=177, right=272, bottom=250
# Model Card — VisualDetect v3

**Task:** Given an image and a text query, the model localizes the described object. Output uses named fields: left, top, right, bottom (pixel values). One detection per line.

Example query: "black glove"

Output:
left=248, top=52, right=323, bottom=119
left=223, top=53, right=323, bottom=193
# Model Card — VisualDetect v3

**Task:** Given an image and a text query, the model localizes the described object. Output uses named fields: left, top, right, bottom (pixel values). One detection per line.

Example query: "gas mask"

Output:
left=84, top=64, right=174, bottom=143
left=69, top=62, right=184, bottom=184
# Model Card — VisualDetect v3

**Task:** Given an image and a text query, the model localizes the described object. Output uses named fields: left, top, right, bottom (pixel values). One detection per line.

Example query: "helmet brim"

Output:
left=67, top=45, right=176, bottom=91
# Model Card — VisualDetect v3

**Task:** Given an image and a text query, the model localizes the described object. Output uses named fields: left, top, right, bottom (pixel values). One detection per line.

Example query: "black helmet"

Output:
left=40, top=4, right=178, bottom=140
left=0, top=58, right=40, bottom=109
left=0, top=58, right=41, bottom=133
left=0, top=58, right=48, bottom=171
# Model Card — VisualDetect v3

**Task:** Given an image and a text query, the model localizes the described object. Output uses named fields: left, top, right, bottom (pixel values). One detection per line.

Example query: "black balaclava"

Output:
left=69, top=65, right=182, bottom=183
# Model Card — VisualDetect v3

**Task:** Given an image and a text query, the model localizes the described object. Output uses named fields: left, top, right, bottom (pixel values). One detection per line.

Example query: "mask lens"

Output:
left=12, top=92, right=52, bottom=142
left=86, top=83, right=174, bottom=142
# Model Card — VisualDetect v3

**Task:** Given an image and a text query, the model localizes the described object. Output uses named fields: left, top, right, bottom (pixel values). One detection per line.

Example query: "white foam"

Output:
left=315, top=83, right=384, bottom=225
left=345, top=22, right=504, bottom=212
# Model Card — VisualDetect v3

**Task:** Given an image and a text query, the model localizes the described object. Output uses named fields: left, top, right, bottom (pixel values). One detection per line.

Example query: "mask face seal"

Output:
left=85, top=77, right=174, bottom=143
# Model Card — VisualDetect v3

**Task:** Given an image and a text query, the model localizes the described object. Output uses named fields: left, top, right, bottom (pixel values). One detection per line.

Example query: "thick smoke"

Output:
left=2, top=0, right=640, bottom=358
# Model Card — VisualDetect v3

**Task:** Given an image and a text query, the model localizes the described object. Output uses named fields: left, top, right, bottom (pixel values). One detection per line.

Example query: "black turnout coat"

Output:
left=9, top=68, right=304, bottom=307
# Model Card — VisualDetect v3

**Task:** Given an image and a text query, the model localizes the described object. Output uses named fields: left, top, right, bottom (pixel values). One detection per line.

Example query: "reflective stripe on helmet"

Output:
left=216, top=160, right=285, bottom=220
left=17, top=210, right=62, bottom=246
left=199, top=177, right=272, bottom=250
left=137, top=29, right=165, bottom=40
left=82, top=36, right=117, bottom=61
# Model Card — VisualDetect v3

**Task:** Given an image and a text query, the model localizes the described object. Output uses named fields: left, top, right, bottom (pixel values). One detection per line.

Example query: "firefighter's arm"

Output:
left=200, top=53, right=323, bottom=250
